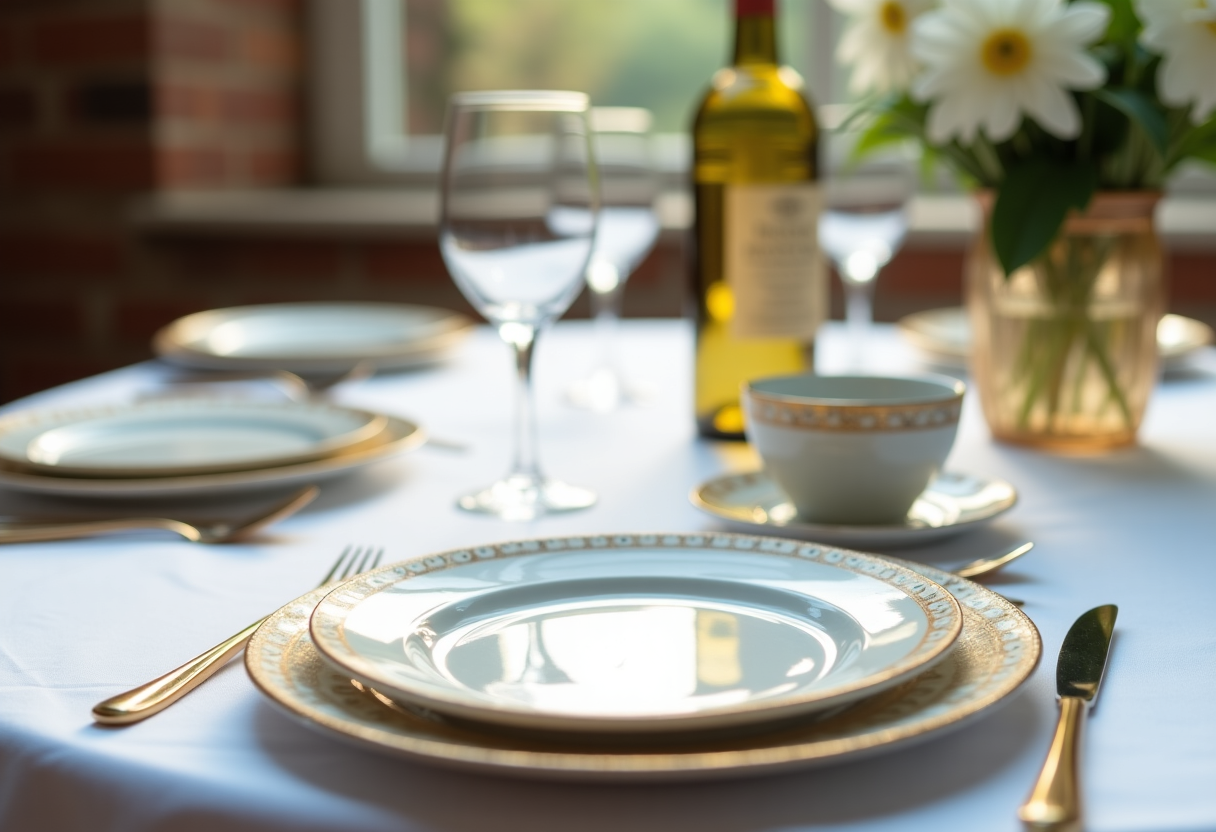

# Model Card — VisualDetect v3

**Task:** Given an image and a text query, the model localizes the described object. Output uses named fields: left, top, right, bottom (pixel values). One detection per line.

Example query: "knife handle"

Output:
left=1019, top=695, right=1086, bottom=832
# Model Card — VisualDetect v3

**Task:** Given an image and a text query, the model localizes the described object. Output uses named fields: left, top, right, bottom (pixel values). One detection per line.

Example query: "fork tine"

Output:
left=366, top=547, right=384, bottom=572
left=318, top=545, right=354, bottom=586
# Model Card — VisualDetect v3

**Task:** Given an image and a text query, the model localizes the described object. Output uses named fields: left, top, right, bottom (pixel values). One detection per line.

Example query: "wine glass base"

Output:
left=565, top=368, right=653, bottom=412
left=457, top=474, right=597, bottom=521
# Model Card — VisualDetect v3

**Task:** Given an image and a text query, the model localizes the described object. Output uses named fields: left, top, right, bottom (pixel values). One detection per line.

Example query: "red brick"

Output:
left=0, top=299, right=83, bottom=341
left=0, top=230, right=126, bottom=278
left=156, top=84, right=222, bottom=122
left=0, top=86, right=37, bottom=129
left=245, top=148, right=299, bottom=184
left=156, top=18, right=233, bottom=64
left=156, top=146, right=228, bottom=187
left=362, top=242, right=449, bottom=283
left=242, top=240, right=342, bottom=280
left=113, top=298, right=211, bottom=343
left=32, top=15, right=149, bottom=68
left=9, top=141, right=154, bottom=191
left=242, top=28, right=299, bottom=72
left=0, top=25, right=13, bottom=68
left=881, top=249, right=966, bottom=294
left=1, top=355, right=124, bottom=403
left=1170, top=253, right=1216, bottom=301
left=223, top=88, right=297, bottom=123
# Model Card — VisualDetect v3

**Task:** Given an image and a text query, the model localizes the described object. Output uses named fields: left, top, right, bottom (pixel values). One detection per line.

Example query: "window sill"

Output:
left=130, top=188, right=1216, bottom=251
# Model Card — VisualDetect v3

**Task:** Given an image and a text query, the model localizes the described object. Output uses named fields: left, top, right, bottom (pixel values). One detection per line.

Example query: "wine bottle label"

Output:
left=724, top=182, right=826, bottom=340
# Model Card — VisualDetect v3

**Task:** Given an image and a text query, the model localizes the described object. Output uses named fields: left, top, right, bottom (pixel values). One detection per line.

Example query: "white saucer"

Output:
left=309, top=533, right=962, bottom=736
left=691, top=471, right=1017, bottom=548
left=154, top=302, right=474, bottom=374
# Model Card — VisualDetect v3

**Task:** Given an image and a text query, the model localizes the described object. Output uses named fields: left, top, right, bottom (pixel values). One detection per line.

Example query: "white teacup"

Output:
left=743, top=374, right=965, bottom=525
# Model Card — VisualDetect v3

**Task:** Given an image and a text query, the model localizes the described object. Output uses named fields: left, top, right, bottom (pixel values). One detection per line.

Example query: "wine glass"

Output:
left=439, top=90, right=599, bottom=520
left=818, top=136, right=914, bottom=370
left=565, top=107, right=661, bottom=412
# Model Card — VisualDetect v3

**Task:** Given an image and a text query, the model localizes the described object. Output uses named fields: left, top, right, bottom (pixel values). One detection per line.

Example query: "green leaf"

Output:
left=1093, top=88, right=1170, bottom=156
left=1091, top=0, right=1139, bottom=43
left=991, top=158, right=1098, bottom=276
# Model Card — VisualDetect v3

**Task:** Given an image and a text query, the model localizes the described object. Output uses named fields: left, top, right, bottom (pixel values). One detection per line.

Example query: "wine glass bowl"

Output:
left=439, top=90, right=599, bottom=520
left=818, top=139, right=914, bottom=370
left=565, top=107, right=661, bottom=412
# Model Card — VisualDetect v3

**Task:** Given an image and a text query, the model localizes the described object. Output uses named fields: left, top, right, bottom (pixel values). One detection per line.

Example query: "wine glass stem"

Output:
left=591, top=283, right=624, bottom=372
left=507, top=324, right=542, bottom=481
left=844, top=278, right=875, bottom=367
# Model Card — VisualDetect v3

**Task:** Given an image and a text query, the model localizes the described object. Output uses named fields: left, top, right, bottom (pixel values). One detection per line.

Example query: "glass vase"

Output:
left=967, top=191, right=1164, bottom=451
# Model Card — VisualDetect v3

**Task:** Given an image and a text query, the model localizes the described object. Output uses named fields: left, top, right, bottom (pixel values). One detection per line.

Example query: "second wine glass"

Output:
left=565, top=107, right=661, bottom=412
left=440, top=90, right=599, bottom=521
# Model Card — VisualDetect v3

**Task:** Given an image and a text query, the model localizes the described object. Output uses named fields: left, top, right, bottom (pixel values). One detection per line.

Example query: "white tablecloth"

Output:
left=1, top=321, right=1214, bottom=832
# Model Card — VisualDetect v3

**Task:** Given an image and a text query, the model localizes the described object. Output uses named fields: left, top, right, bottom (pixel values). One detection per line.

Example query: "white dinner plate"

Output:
left=309, top=533, right=962, bottom=736
left=898, top=307, right=1214, bottom=370
left=0, top=401, right=386, bottom=478
left=248, top=552, right=1039, bottom=782
left=154, top=302, right=475, bottom=373
left=691, top=470, right=1017, bottom=548
left=0, top=415, right=422, bottom=499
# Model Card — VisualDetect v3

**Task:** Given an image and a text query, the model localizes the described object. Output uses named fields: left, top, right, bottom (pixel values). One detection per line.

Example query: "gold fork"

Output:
left=92, top=544, right=384, bottom=726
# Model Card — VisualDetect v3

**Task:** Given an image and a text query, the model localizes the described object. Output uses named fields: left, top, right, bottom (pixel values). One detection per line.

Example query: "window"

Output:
left=306, top=0, right=842, bottom=186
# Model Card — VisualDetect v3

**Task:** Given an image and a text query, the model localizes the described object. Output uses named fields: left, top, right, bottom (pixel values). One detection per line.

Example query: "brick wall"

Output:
left=1, top=2, right=1212, bottom=404
left=0, top=0, right=304, bottom=401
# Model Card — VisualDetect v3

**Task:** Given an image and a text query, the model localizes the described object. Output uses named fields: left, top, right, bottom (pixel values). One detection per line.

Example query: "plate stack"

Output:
left=0, top=400, right=424, bottom=498
left=247, top=532, right=1041, bottom=782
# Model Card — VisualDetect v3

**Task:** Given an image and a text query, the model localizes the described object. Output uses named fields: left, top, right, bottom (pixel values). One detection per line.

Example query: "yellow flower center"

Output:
left=981, top=28, right=1033, bottom=76
left=879, top=1, right=907, bottom=34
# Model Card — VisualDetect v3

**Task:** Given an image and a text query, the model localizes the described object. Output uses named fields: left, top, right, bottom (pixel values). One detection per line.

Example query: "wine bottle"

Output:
left=690, top=0, right=824, bottom=440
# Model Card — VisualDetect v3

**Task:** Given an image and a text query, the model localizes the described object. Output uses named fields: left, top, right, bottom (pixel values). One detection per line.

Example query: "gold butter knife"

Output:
left=1018, top=604, right=1118, bottom=832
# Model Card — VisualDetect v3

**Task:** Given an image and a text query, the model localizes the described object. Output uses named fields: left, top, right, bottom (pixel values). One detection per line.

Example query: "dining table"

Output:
left=1, top=318, right=1214, bottom=832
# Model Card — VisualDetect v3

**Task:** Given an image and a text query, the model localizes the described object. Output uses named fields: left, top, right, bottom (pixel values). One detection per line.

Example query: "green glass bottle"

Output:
left=691, top=0, right=824, bottom=440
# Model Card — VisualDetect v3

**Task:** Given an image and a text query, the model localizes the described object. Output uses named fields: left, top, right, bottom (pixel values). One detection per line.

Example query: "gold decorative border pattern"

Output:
left=246, top=544, right=1041, bottom=781
left=308, top=533, right=962, bottom=729
left=748, top=394, right=962, bottom=432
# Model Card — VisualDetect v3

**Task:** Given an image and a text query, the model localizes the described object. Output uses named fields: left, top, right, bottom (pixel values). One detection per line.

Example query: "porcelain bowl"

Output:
left=743, top=375, right=965, bottom=525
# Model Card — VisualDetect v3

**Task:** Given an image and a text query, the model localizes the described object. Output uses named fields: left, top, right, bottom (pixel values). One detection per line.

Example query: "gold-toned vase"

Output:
left=967, top=192, right=1164, bottom=451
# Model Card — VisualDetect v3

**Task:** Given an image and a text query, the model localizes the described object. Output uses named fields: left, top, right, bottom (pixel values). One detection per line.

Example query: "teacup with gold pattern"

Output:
left=743, top=375, right=965, bottom=525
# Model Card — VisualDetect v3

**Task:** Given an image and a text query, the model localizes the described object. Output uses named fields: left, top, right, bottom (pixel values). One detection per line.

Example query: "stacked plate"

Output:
left=0, top=399, right=424, bottom=498
left=153, top=302, right=474, bottom=374
left=247, top=532, right=1041, bottom=781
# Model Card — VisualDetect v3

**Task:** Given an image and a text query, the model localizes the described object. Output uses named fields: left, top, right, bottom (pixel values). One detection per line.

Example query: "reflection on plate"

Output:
left=247, top=555, right=1040, bottom=782
left=898, top=307, right=1214, bottom=370
left=0, top=415, right=422, bottom=499
left=309, top=534, right=962, bottom=736
left=154, top=302, right=474, bottom=373
left=0, top=401, right=385, bottom=478
left=691, top=471, right=1017, bottom=548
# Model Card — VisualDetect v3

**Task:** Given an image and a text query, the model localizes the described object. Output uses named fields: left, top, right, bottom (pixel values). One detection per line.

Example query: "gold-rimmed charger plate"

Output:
left=246, top=545, right=1040, bottom=782
left=0, top=415, right=422, bottom=499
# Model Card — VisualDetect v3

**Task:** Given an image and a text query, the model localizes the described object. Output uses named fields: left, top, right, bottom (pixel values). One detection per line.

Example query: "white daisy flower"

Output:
left=909, top=0, right=1110, bottom=144
left=828, top=0, right=937, bottom=94
left=1136, top=0, right=1216, bottom=121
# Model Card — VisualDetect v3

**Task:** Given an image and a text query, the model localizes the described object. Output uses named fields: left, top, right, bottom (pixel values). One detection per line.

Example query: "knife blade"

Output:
left=1018, top=604, right=1118, bottom=832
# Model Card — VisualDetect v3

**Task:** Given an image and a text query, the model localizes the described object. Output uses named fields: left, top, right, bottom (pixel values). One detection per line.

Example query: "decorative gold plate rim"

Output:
left=245, top=543, right=1041, bottom=782
left=307, top=534, right=963, bottom=735
left=0, top=400, right=388, bottom=479
left=0, top=414, right=423, bottom=498
left=153, top=301, right=475, bottom=373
